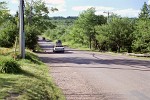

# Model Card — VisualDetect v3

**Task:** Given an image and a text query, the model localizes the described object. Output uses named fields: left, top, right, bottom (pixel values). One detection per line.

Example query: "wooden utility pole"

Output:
left=19, top=0, right=25, bottom=58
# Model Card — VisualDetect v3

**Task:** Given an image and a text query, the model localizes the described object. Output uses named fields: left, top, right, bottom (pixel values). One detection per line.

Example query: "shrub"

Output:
left=0, top=59, right=21, bottom=74
left=25, top=25, right=39, bottom=50
left=0, top=21, right=18, bottom=48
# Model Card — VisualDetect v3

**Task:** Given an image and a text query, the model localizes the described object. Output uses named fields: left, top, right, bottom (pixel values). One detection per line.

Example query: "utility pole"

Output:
left=103, top=11, right=113, bottom=23
left=19, top=0, right=25, bottom=59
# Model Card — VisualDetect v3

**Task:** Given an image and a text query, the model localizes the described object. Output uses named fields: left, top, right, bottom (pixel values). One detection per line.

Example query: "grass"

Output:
left=63, top=41, right=150, bottom=60
left=63, top=41, right=91, bottom=51
left=0, top=48, right=65, bottom=100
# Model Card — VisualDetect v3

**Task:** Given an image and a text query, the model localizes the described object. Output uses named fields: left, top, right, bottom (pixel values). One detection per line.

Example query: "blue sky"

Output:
left=3, top=0, right=150, bottom=17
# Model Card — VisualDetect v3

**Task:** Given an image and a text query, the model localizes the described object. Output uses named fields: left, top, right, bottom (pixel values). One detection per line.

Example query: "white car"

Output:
left=53, top=45, right=65, bottom=53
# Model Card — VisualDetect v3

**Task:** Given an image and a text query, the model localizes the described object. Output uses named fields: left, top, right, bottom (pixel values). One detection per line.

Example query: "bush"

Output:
left=25, top=25, right=39, bottom=50
left=0, top=59, right=21, bottom=74
left=0, top=21, right=18, bottom=48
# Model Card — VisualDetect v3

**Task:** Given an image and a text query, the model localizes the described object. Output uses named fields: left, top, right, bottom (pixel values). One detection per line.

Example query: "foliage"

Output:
left=139, top=2, right=150, bottom=19
left=25, top=0, right=56, bottom=33
left=44, top=3, right=150, bottom=54
left=25, top=51, right=42, bottom=64
left=0, top=1, right=10, bottom=25
left=0, top=21, right=18, bottom=47
left=0, top=59, right=21, bottom=74
left=74, top=7, right=97, bottom=49
left=69, top=8, right=107, bottom=49
left=134, top=1, right=150, bottom=53
left=108, top=17, right=135, bottom=52
left=132, top=19, right=150, bottom=53
left=95, top=24, right=110, bottom=51
left=44, top=17, right=77, bottom=41
left=0, top=49, right=65, bottom=99
left=25, top=25, right=39, bottom=50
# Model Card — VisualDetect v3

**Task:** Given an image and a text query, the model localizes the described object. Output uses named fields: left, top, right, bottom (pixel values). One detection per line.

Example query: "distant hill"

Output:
left=50, top=16, right=78, bottom=26
left=50, top=16, right=78, bottom=20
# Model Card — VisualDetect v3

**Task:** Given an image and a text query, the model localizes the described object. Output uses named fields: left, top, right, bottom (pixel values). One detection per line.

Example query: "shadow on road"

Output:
left=36, top=51, right=73, bottom=54
left=39, top=56, right=150, bottom=72
left=50, top=65, right=150, bottom=72
left=64, top=93, right=123, bottom=100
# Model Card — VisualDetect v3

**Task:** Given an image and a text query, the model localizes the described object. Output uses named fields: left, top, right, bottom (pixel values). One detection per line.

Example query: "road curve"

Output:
left=37, top=38, right=150, bottom=100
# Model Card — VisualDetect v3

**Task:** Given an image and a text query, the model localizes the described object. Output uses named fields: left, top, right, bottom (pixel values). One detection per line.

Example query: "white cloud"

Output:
left=72, top=6, right=114, bottom=11
left=113, top=9, right=140, bottom=17
left=148, top=0, right=150, bottom=5
left=72, top=6, right=140, bottom=17
left=11, top=0, right=19, bottom=4
left=10, top=10, right=16, bottom=15
left=43, top=0, right=65, bottom=5
left=44, top=0, right=66, bottom=13
left=96, top=8, right=140, bottom=17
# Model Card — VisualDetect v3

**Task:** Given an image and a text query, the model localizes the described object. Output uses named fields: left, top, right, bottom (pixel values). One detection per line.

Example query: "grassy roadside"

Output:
left=63, top=41, right=91, bottom=51
left=63, top=41, right=150, bottom=60
left=0, top=48, right=65, bottom=100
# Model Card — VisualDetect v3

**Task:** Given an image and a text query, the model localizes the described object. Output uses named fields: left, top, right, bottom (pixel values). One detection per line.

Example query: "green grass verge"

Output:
left=63, top=42, right=150, bottom=60
left=0, top=49, right=65, bottom=100
left=63, top=41, right=91, bottom=51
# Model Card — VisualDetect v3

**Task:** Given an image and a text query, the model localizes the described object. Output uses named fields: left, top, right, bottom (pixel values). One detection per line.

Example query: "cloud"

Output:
left=11, top=0, right=19, bottom=4
left=10, top=10, right=16, bottom=15
left=44, top=0, right=66, bottom=13
left=43, top=0, right=65, bottom=5
left=96, top=8, right=140, bottom=17
left=72, top=6, right=114, bottom=11
left=72, top=6, right=140, bottom=17
left=148, top=0, right=150, bottom=5
left=113, top=9, right=140, bottom=17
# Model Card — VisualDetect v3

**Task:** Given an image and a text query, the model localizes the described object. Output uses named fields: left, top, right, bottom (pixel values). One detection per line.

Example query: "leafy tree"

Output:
left=25, top=0, right=56, bottom=33
left=23, top=0, right=57, bottom=50
left=0, top=21, right=18, bottom=47
left=0, top=1, right=10, bottom=26
left=0, top=2, right=18, bottom=48
left=95, top=24, right=109, bottom=51
left=45, top=26, right=65, bottom=40
left=25, top=25, right=39, bottom=50
left=71, top=8, right=106, bottom=49
left=133, top=2, right=150, bottom=53
left=139, top=2, right=149, bottom=19
left=107, top=17, right=135, bottom=52
left=132, top=19, right=150, bottom=53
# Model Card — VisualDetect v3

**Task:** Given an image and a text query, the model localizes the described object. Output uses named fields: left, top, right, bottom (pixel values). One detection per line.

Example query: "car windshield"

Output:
left=56, top=46, right=63, bottom=47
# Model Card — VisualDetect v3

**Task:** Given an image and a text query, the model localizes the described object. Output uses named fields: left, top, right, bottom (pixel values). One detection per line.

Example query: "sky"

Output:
left=3, top=0, right=150, bottom=17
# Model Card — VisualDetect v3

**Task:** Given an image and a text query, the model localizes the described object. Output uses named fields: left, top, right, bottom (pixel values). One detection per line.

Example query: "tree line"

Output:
left=0, top=0, right=56, bottom=50
left=45, top=2, right=150, bottom=53
left=0, top=1, right=150, bottom=53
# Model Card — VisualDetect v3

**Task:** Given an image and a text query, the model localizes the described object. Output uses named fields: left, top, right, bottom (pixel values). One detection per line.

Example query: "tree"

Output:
left=139, top=2, right=149, bottom=19
left=95, top=24, right=109, bottom=51
left=108, top=17, right=135, bottom=52
left=25, top=25, right=39, bottom=50
left=0, top=1, right=10, bottom=26
left=0, top=2, right=18, bottom=48
left=23, top=0, right=57, bottom=50
left=133, top=2, right=150, bottom=53
left=24, top=0, right=56, bottom=33
left=0, top=21, right=18, bottom=47
left=132, top=19, right=150, bottom=53
left=70, top=8, right=106, bottom=49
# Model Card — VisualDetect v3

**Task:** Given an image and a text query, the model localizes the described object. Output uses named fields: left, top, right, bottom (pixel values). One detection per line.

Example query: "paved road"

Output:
left=37, top=38, right=150, bottom=100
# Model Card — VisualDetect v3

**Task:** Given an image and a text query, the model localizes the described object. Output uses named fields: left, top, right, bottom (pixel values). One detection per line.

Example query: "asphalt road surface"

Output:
left=37, top=38, right=150, bottom=100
